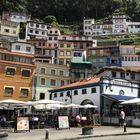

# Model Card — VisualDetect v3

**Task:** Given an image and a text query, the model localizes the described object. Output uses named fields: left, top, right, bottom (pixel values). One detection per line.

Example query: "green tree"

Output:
left=43, top=15, right=57, bottom=24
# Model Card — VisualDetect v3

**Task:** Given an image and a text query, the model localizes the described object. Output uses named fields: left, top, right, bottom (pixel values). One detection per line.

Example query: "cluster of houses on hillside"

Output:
left=83, top=14, right=140, bottom=36
left=0, top=12, right=140, bottom=123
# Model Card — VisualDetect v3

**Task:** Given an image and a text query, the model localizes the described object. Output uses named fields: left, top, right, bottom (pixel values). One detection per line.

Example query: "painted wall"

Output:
left=51, top=85, right=101, bottom=112
left=11, top=42, right=35, bottom=54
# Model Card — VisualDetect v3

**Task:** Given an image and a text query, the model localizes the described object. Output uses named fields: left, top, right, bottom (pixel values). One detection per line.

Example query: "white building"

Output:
left=91, top=24, right=112, bottom=35
left=25, top=21, right=51, bottom=40
left=96, top=67, right=140, bottom=82
left=0, top=20, right=20, bottom=40
left=112, top=15, right=127, bottom=33
left=47, top=28, right=61, bottom=48
left=83, top=14, right=140, bottom=36
left=11, top=42, right=35, bottom=55
left=50, top=77, right=101, bottom=112
left=127, top=22, right=140, bottom=33
left=120, top=45, right=140, bottom=67
left=72, top=50, right=86, bottom=62
left=83, top=18, right=94, bottom=36
left=2, top=12, right=31, bottom=23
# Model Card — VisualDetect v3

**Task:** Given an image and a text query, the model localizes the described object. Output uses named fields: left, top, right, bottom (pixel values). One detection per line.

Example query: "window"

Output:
left=16, top=45, right=20, bottom=50
left=13, top=30, right=16, bottom=34
left=59, top=59, right=64, bottom=65
left=54, top=44, right=57, bottom=47
left=54, top=93, right=57, bottom=98
left=4, top=29, right=10, bottom=33
left=22, top=69, right=30, bottom=77
left=51, top=69, right=55, bottom=75
left=131, top=73, right=135, bottom=80
left=67, top=44, right=70, bottom=48
left=112, top=71, right=116, bottom=78
left=66, top=91, right=71, bottom=97
left=4, top=87, right=13, bottom=96
left=41, top=68, right=45, bottom=74
left=91, top=88, right=96, bottom=93
left=30, top=23, right=34, bottom=27
left=35, top=30, right=39, bottom=34
left=36, top=24, right=39, bottom=28
left=60, top=44, right=64, bottom=48
left=54, top=37, right=58, bottom=40
left=111, top=59, right=117, bottom=64
left=60, top=51, right=64, bottom=56
left=60, top=92, right=63, bottom=97
left=82, top=89, right=87, bottom=94
left=60, top=70, right=64, bottom=76
left=41, top=78, right=46, bottom=85
left=26, top=47, right=31, bottom=52
left=20, top=89, right=28, bottom=97
left=51, top=79, right=56, bottom=86
left=74, top=90, right=78, bottom=95
left=49, top=37, right=52, bottom=40
left=6, top=67, right=15, bottom=75
left=40, top=93, right=45, bottom=100
left=55, top=31, right=58, bottom=34
left=120, top=72, right=125, bottom=79
left=61, top=80, right=64, bottom=86
left=42, top=31, right=45, bottom=35
left=66, top=51, right=71, bottom=56
left=30, top=30, right=33, bottom=33
left=41, top=25, right=45, bottom=28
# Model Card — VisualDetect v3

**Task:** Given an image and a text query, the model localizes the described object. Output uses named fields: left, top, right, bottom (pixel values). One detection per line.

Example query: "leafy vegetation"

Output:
left=1, top=0, right=140, bottom=23
left=2, top=0, right=140, bottom=44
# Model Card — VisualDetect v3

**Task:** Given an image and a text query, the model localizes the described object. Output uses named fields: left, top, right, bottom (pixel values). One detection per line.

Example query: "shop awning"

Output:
left=102, top=94, right=136, bottom=102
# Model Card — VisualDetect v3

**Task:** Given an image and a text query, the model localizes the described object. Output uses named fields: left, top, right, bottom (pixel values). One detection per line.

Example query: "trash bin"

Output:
left=82, top=127, right=93, bottom=135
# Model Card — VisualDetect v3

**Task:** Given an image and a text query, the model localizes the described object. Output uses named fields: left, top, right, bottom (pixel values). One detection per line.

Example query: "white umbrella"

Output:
left=121, top=98, right=140, bottom=104
left=35, top=99, right=65, bottom=105
left=24, top=101, right=38, bottom=106
left=65, top=103, right=81, bottom=108
left=46, top=104, right=65, bottom=109
left=0, top=99, right=26, bottom=120
left=34, top=103, right=65, bottom=110
left=0, top=99, right=26, bottom=105
left=80, top=104, right=98, bottom=108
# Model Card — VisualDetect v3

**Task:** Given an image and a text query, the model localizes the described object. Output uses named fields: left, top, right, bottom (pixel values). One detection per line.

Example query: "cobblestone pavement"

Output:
left=80, top=134, right=140, bottom=140
left=5, top=126, right=140, bottom=140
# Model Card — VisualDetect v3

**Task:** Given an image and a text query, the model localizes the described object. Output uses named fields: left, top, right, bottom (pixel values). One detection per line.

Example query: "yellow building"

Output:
left=0, top=50, right=35, bottom=101
left=0, top=20, right=20, bottom=38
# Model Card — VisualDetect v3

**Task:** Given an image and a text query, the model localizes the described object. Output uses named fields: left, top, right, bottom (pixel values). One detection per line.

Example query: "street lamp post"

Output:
left=66, top=90, right=72, bottom=116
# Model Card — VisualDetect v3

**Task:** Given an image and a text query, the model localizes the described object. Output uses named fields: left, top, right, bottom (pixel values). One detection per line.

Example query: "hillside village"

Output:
left=0, top=11, right=140, bottom=123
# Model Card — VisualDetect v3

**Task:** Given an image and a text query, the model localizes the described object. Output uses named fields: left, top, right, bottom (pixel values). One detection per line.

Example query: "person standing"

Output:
left=119, top=109, right=125, bottom=127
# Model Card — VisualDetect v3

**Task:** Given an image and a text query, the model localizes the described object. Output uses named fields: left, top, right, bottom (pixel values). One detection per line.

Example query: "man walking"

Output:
left=119, top=109, right=125, bottom=127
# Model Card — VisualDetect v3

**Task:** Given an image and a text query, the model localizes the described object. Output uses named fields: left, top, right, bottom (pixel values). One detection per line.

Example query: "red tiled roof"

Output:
left=49, top=77, right=100, bottom=91
left=0, top=50, right=34, bottom=58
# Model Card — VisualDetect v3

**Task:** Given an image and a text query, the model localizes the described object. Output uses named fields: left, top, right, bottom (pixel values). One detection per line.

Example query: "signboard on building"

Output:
left=17, top=117, right=29, bottom=131
left=58, top=116, right=69, bottom=129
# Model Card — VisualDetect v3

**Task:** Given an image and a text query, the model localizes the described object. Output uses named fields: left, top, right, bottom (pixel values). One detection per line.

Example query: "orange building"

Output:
left=0, top=50, right=35, bottom=101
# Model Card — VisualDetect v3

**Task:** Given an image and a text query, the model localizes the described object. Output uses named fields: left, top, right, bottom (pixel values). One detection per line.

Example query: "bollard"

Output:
left=45, top=129, right=49, bottom=139
left=123, top=122, right=127, bottom=132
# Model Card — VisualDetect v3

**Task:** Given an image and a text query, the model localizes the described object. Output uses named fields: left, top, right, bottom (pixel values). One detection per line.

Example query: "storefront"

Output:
left=101, top=77, right=140, bottom=126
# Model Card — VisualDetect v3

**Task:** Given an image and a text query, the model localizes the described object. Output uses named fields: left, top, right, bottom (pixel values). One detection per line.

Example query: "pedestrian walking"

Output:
left=119, top=109, right=125, bottom=127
